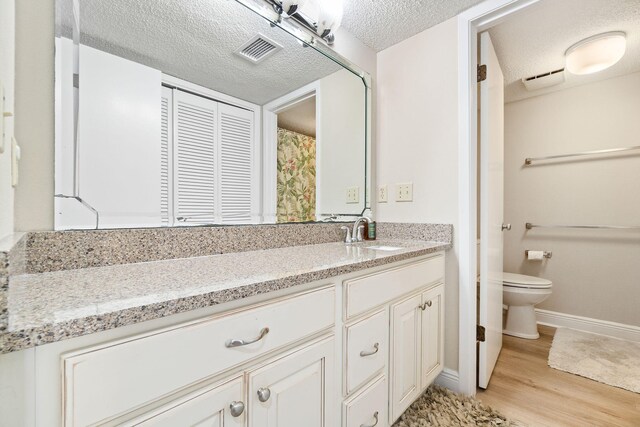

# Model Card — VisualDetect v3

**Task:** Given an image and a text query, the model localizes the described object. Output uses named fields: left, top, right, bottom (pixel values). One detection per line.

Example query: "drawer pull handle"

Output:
left=257, top=387, right=271, bottom=402
left=360, top=411, right=379, bottom=427
left=360, top=342, right=380, bottom=357
left=225, top=327, right=270, bottom=348
left=420, top=300, right=433, bottom=310
left=229, top=401, right=245, bottom=417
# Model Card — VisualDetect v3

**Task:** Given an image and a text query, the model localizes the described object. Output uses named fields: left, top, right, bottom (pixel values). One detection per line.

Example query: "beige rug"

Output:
left=392, top=385, right=522, bottom=427
left=548, top=327, right=640, bottom=393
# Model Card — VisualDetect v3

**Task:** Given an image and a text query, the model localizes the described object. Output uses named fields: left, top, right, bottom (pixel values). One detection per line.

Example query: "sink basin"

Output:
left=365, top=245, right=404, bottom=252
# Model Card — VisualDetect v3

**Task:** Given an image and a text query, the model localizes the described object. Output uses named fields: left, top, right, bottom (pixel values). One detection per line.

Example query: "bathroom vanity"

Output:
left=0, top=238, right=448, bottom=427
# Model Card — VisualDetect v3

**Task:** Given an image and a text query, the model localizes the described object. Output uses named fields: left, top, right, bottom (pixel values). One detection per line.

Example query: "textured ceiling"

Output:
left=58, top=0, right=342, bottom=105
left=278, top=96, right=317, bottom=137
left=341, top=0, right=484, bottom=51
left=489, top=0, right=640, bottom=103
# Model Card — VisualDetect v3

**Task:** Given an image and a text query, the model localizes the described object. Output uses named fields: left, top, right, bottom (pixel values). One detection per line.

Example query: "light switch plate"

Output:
left=378, top=185, right=388, bottom=203
left=346, top=186, right=359, bottom=204
left=396, top=182, right=413, bottom=202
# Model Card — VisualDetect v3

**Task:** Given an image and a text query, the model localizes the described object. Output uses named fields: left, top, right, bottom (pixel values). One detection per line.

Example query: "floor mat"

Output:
left=548, top=327, right=640, bottom=393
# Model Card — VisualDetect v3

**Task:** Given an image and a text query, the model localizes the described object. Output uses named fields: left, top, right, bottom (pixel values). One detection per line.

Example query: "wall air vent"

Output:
left=235, top=34, right=282, bottom=64
left=522, top=68, right=566, bottom=91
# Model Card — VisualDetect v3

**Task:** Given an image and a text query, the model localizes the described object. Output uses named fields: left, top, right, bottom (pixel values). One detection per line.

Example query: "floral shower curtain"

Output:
left=277, top=128, right=316, bottom=222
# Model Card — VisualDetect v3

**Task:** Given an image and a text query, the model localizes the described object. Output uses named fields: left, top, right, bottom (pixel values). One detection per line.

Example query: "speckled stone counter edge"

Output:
left=13, top=222, right=452, bottom=274
left=0, top=234, right=26, bottom=333
left=0, top=243, right=450, bottom=354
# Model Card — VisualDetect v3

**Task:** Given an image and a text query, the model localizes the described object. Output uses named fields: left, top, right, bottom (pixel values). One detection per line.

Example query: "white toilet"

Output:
left=503, top=272, right=552, bottom=339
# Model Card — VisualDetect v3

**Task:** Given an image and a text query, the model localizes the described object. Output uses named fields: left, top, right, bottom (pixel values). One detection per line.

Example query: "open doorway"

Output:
left=468, top=0, right=640, bottom=424
left=275, top=95, right=317, bottom=223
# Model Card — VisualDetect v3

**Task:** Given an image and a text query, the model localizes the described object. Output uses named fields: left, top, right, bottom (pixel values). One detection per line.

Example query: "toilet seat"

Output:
left=503, top=272, right=552, bottom=289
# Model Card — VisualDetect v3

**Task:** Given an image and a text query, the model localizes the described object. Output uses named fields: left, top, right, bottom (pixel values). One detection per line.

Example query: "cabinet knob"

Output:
left=360, top=411, right=379, bottom=427
left=229, top=401, right=245, bottom=417
left=257, top=387, right=271, bottom=402
left=419, top=300, right=432, bottom=310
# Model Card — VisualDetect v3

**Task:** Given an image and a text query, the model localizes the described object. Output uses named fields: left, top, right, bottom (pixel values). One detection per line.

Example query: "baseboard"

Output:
left=435, top=368, right=460, bottom=392
left=536, top=309, right=640, bottom=342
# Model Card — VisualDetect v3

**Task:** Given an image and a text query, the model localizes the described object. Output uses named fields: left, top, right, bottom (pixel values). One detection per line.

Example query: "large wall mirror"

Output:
left=54, top=0, right=370, bottom=229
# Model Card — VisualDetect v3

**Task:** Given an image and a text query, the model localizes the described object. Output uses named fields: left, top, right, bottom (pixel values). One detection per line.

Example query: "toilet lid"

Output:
left=503, top=272, right=552, bottom=289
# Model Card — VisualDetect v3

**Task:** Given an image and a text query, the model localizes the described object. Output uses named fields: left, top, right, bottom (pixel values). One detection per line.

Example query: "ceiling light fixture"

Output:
left=565, top=32, right=626, bottom=75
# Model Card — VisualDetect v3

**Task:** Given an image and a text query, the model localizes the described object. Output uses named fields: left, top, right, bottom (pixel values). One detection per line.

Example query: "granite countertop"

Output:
left=1, top=239, right=449, bottom=354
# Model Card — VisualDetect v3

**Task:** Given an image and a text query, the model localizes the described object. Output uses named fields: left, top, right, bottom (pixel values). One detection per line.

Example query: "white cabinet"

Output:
left=421, top=284, right=444, bottom=388
left=389, top=283, right=445, bottom=422
left=131, top=375, right=245, bottom=427
left=25, top=252, right=446, bottom=427
left=62, top=287, right=334, bottom=426
left=343, top=375, right=389, bottom=427
left=390, top=293, right=422, bottom=419
left=248, top=337, right=334, bottom=427
left=345, top=309, right=388, bottom=394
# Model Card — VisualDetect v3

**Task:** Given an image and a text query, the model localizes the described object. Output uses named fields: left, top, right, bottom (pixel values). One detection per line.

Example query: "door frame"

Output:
left=262, top=81, right=322, bottom=223
left=456, top=0, right=540, bottom=396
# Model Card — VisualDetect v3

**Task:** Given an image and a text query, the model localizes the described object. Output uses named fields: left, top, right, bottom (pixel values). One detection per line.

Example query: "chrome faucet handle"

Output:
left=340, top=226, right=353, bottom=244
left=352, top=217, right=371, bottom=243
left=357, top=225, right=365, bottom=242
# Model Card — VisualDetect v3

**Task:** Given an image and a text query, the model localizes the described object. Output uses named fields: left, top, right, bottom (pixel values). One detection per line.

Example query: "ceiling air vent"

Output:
left=522, top=68, right=565, bottom=91
left=235, top=34, right=282, bottom=64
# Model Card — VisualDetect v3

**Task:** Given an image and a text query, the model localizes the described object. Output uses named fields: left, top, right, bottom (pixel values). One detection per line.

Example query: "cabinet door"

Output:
left=133, top=375, right=245, bottom=427
left=248, top=337, right=334, bottom=427
left=390, top=293, right=422, bottom=422
left=421, top=284, right=445, bottom=388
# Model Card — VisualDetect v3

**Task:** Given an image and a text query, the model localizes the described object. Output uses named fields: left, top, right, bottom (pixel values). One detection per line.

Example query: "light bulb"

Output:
left=277, top=0, right=306, bottom=16
left=565, top=32, right=626, bottom=75
left=317, top=0, right=343, bottom=37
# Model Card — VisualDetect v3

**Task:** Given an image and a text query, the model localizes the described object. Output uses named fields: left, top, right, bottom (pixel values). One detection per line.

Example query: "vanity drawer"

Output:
left=62, top=286, right=335, bottom=427
left=345, top=254, right=444, bottom=319
left=345, top=309, right=388, bottom=394
left=344, top=375, right=389, bottom=427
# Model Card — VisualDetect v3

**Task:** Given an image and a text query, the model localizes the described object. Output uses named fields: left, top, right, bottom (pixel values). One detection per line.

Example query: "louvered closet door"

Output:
left=161, top=87, right=174, bottom=226
left=218, top=103, right=255, bottom=224
left=173, top=90, right=219, bottom=225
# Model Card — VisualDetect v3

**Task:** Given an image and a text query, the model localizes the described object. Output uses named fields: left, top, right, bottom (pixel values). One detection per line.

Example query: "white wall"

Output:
left=504, top=72, right=640, bottom=327
left=318, top=69, right=367, bottom=215
left=14, top=0, right=55, bottom=231
left=0, top=0, right=15, bottom=240
left=376, top=18, right=460, bottom=370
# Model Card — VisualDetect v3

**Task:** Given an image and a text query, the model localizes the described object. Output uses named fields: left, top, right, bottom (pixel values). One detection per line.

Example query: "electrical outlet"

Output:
left=396, top=182, right=413, bottom=202
left=378, top=185, right=388, bottom=203
left=346, top=186, right=359, bottom=204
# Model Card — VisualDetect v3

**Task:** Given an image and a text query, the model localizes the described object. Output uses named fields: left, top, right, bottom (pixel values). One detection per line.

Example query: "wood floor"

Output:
left=476, top=326, right=640, bottom=427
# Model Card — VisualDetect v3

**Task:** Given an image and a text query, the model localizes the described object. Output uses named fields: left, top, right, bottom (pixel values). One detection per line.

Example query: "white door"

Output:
left=134, top=375, right=245, bottom=426
left=217, top=103, right=256, bottom=224
left=390, top=293, right=421, bottom=421
left=248, top=337, right=334, bottom=427
left=173, top=90, right=218, bottom=225
left=478, top=31, right=505, bottom=389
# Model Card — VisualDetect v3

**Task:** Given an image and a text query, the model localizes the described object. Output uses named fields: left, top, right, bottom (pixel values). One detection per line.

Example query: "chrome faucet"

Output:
left=352, top=216, right=371, bottom=243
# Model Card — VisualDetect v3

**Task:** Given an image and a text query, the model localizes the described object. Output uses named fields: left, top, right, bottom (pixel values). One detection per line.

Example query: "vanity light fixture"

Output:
left=272, top=0, right=306, bottom=17
left=317, top=0, right=344, bottom=39
left=266, top=0, right=344, bottom=44
left=565, top=31, right=626, bottom=75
